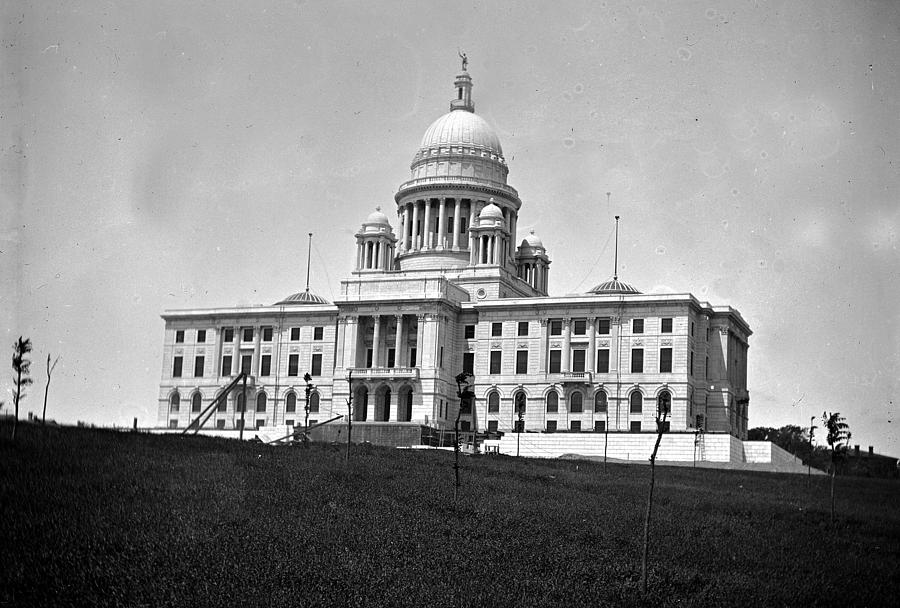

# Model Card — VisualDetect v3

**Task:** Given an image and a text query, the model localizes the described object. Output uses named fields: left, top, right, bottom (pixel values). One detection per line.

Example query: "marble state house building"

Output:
left=158, top=63, right=752, bottom=455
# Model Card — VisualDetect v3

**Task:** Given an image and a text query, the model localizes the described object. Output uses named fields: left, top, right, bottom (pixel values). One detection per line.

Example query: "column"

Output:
left=423, top=199, right=432, bottom=250
left=414, top=314, right=424, bottom=367
left=394, top=315, right=403, bottom=367
left=453, top=199, right=461, bottom=249
left=562, top=318, right=571, bottom=372
left=588, top=317, right=597, bottom=373
left=468, top=201, right=477, bottom=252
left=509, top=212, right=517, bottom=260
left=402, top=204, right=410, bottom=252
left=412, top=201, right=420, bottom=251
left=253, top=325, right=262, bottom=376
left=356, top=241, right=363, bottom=270
left=372, top=315, right=381, bottom=367
left=437, top=198, right=446, bottom=249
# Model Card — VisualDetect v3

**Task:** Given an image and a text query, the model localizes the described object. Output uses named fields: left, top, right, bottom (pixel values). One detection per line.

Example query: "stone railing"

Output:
left=347, top=367, right=420, bottom=380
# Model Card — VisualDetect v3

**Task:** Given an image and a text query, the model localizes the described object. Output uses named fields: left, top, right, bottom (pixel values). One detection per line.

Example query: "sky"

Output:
left=2, top=0, right=898, bottom=453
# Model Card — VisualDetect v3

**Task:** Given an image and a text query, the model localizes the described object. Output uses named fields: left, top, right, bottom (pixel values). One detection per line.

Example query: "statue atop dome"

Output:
left=458, top=50, right=468, bottom=71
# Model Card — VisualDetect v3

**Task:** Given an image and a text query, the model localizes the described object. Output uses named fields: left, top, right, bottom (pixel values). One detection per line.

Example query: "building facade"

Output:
left=158, top=65, right=752, bottom=444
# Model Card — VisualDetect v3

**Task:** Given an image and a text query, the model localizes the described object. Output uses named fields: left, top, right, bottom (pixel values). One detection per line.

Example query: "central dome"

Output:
left=419, top=110, right=503, bottom=156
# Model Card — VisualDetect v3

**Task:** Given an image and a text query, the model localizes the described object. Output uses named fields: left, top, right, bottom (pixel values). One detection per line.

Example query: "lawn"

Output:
left=1, top=424, right=898, bottom=607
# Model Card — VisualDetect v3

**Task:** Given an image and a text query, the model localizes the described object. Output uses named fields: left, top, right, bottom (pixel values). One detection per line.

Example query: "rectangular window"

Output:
left=696, top=414, right=706, bottom=430
left=572, top=349, right=586, bottom=373
left=597, top=349, right=610, bottom=373
left=290, top=327, right=300, bottom=341
left=630, top=421, right=642, bottom=432
left=487, top=420, right=498, bottom=432
left=288, top=354, right=299, bottom=376
left=216, top=419, right=226, bottom=429
left=242, top=328, right=254, bottom=342
left=439, top=346, right=444, bottom=368
left=491, top=322, right=502, bottom=337
left=690, top=351, right=694, bottom=376
left=260, top=354, right=271, bottom=377
left=517, top=321, right=529, bottom=336
left=460, top=217, right=467, bottom=233
left=194, top=356, right=204, bottom=378
left=546, top=420, right=557, bottom=433
left=705, top=356, right=709, bottom=378
left=549, top=350, right=561, bottom=373
left=447, top=217, right=454, bottom=233
left=197, top=329, right=206, bottom=343
left=313, top=327, right=324, bottom=341
left=659, top=421, right=671, bottom=432
left=241, top=355, right=251, bottom=374
left=409, top=348, right=417, bottom=367
left=489, top=351, right=502, bottom=375
left=464, top=325, right=475, bottom=339
left=597, top=318, right=610, bottom=335
left=221, top=355, right=232, bottom=376
left=515, top=350, right=528, bottom=374
left=256, top=420, right=265, bottom=430
left=550, top=320, right=562, bottom=336
left=573, top=320, right=586, bottom=335
left=706, top=327, right=710, bottom=341
left=169, top=419, right=178, bottom=429
left=661, top=318, right=673, bottom=333
left=175, top=330, right=184, bottom=343
left=462, top=352, right=474, bottom=374
left=235, top=420, right=244, bottom=430
left=594, top=420, right=606, bottom=432
left=223, top=327, right=234, bottom=342
left=172, top=356, right=183, bottom=378
left=570, top=421, right=581, bottom=432
left=660, top=348, right=673, bottom=373
left=387, top=348, right=396, bottom=368
left=691, top=321, right=695, bottom=337
left=311, top=353, right=322, bottom=376
left=631, top=349, right=644, bottom=373
left=285, top=419, right=294, bottom=428
left=366, top=348, right=373, bottom=368
left=633, top=319, right=644, bottom=334
left=262, top=327, right=273, bottom=342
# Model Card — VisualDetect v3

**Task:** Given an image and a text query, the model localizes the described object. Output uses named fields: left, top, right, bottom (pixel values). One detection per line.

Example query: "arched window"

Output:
left=514, top=391, right=526, bottom=415
left=256, top=392, right=267, bottom=412
left=236, top=392, right=246, bottom=413
left=399, top=386, right=413, bottom=422
left=170, top=392, right=180, bottom=412
left=594, top=391, right=607, bottom=413
left=546, top=391, right=558, bottom=413
left=191, top=392, right=202, bottom=413
left=285, top=392, right=296, bottom=413
left=570, top=392, right=583, bottom=413
left=657, top=390, right=671, bottom=416
left=309, top=392, right=320, bottom=413
left=354, top=386, right=369, bottom=421
left=630, top=391, right=643, bottom=414
left=488, top=392, right=500, bottom=413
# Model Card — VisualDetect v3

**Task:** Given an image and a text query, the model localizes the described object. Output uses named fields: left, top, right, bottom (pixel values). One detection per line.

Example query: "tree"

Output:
left=642, top=395, right=669, bottom=596
left=42, top=353, right=60, bottom=425
left=822, top=411, right=851, bottom=525
left=11, top=337, right=34, bottom=441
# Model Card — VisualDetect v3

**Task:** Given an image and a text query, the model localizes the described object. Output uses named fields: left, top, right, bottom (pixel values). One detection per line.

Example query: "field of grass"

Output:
left=2, top=424, right=899, bottom=607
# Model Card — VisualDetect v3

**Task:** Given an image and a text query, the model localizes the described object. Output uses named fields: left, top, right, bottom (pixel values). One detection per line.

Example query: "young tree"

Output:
left=11, top=337, right=34, bottom=441
left=642, top=394, right=670, bottom=596
left=822, top=411, right=851, bottom=525
left=42, top=353, right=60, bottom=425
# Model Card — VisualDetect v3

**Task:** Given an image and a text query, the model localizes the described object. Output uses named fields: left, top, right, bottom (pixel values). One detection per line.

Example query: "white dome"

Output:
left=419, top=110, right=503, bottom=156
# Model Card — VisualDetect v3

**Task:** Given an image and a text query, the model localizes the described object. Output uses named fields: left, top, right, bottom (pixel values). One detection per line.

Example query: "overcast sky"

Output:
left=3, top=1, right=898, bottom=453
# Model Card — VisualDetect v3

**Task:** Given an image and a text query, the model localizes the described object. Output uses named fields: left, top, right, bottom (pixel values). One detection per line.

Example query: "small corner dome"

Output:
left=479, top=202, right=503, bottom=221
left=365, top=207, right=391, bottom=226
left=521, top=230, right=543, bottom=248
left=588, top=279, right=641, bottom=295
left=275, top=290, right=330, bottom=306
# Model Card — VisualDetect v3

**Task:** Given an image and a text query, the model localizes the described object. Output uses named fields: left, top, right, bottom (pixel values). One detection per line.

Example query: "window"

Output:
left=260, top=354, right=271, bottom=377
left=439, top=346, right=444, bottom=367
left=236, top=393, right=246, bottom=412
left=464, top=325, right=475, bottom=339
left=169, top=419, right=178, bottom=429
left=705, top=356, right=709, bottom=378
left=262, top=327, right=273, bottom=342
left=659, top=420, right=671, bottom=432
left=515, top=392, right=527, bottom=416
left=597, top=349, right=609, bottom=373
left=217, top=395, right=226, bottom=412
left=598, top=318, right=610, bottom=334
left=311, top=353, right=322, bottom=376
left=696, top=413, right=706, bottom=430
left=286, top=393, right=296, bottom=413
left=175, top=330, right=184, bottom=343
left=572, top=349, right=586, bottom=373
left=661, top=318, right=673, bottom=333
left=517, top=321, right=529, bottom=336
left=409, top=348, right=417, bottom=367
left=240, top=355, right=251, bottom=375
left=387, top=348, right=396, bottom=368
left=706, top=327, right=710, bottom=341
left=630, top=421, right=642, bottom=432
left=170, top=392, right=180, bottom=412
left=515, top=350, right=528, bottom=374
left=487, top=420, right=498, bottom=432
left=223, top=327, right=234, bottom=342
left=570, top=420, right=581, bottom=432
left=594, top=391, right=607, bottom=413
left=197, top=329, right=206, bottom=343
left=657, top=391, right=671, bottom=416
left=221, top=355, right=232, bottom=376
left=550, top=320, right=562, bottom=336
left=491, top=322, right=502, bottom=337
left=546, top=420, right=557, bottom=432
left=242, top=328, right=253, bottom=342
left=489, top=351, right=502, bottom=374
left=594, top=420, right=606, bottom=432
left=631, top=349, right=644, bottom=373
left=216, top=419, right=226, bottom=429
left=256, top=420, right=265, bottom=429
left=285, top=419, right=294, bottom=427
left=462, top=352, right=474, bottom=374
left=488, top=392, right=500, bottom=413
left=256, top=392, right=267, bottom=413
left=573, top=320, right=586, bottom=335
left=365, top=348, right=373, bottom=368
left=690, top=351, right=694, bottom=376
left=633, top=319, right=644, bottom=334
left=546, top=391, right=558, bottom=413
left=191, top=392, right=202, bottom=412
left=691, top=321, right=695, bottom=336
left=290, top=327, right=300, bottom=341
left=660, top=348, right=673, bottom=373
left=460, top=421, right=471, bottom=431
left=172, top=356, right=183, bottom=378
left=236, top=420, right=244, bottom=430
left=309, top=392, right=320, bottom=413
left=288, top=354, right=299, bottom=376
left=570, top=392, right=583, bottom=413
left=630, top=392, right=643, bottom=414
left=549, top=350, right=561, bottom=373
left=313, top=327, right=324, bottom=341
left=194, top=356, right=204, bottom=378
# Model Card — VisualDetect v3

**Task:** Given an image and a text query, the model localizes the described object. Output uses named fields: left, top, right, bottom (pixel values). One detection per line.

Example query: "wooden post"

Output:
left=239, top=373, right=247, bottom=441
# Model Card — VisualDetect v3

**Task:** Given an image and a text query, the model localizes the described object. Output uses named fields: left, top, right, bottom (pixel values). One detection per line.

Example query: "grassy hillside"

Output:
left=2, top=424, right=898, bottom=607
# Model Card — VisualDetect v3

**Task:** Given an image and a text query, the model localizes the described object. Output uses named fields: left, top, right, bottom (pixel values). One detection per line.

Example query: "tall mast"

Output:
left=305, top=232, right=313, bottom=293
left=613, top=215, right=620, bottom=281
